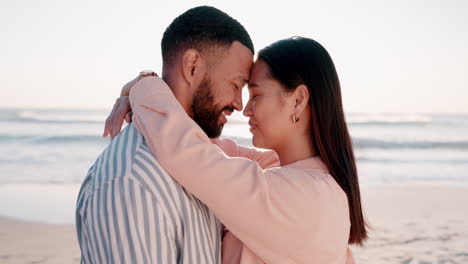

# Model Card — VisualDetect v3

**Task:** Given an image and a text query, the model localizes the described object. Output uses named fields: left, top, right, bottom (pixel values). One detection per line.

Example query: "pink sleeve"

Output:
left=129, top=77, right=302, bottom=260
left=346, top=247, right=356, bottom=264
left=212, top=138, right=280, bottom=169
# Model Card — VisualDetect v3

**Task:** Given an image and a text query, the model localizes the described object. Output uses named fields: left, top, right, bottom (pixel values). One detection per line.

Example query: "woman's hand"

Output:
left=121, top=70, right=158, bottom=96
left=103, top=71, right=158, bottom=138
left=103, top=96, right=132, bottom=138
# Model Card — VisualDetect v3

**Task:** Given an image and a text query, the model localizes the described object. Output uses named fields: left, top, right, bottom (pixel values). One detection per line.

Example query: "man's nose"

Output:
left=233, top=92, right=243, bottom=111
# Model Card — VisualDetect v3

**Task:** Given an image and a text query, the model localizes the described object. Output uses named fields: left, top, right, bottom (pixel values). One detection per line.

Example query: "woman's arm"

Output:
left=212, top=138, right=280, bottom=169
left=129, top=77, right=304, bottom=261
left=103, top=74, right=280, bottom=168
left=103, top=71, right=157, bottom=138
left=129, top=76, right=271, bottom=209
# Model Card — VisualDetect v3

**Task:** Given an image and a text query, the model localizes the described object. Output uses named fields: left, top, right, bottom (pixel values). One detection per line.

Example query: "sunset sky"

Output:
left=1, top=0, right=467, bottom=113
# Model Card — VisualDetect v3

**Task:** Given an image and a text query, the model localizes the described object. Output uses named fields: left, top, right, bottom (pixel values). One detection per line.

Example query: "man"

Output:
left=76, top=6, right=257, bottom=263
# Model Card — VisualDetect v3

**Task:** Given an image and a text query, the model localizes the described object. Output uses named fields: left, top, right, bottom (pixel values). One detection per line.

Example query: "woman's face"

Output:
left=243, top=59, right=296, bottom=150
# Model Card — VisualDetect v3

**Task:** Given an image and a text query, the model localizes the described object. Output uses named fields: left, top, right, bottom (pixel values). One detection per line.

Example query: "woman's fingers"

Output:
left=124, top=111, right=133, bottom=123
left=104, top=71, right=157, bottom=138
left=103, top=96, right=131, bottom=138
left=112, top=96, right=131, bottom=138
left=120, top=76, right=139, bottom=97
left=103, top=100, right=118, bottom=137
left=103, top=121, right=110, bottom=138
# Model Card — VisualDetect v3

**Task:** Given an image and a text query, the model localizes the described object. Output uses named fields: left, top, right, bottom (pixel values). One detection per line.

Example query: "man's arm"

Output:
left=79, top=178, right=177, bottom=263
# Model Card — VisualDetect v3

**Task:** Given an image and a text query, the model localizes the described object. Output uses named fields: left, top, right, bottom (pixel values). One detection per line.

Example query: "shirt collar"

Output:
left=283, top=156, right=329, bottom=173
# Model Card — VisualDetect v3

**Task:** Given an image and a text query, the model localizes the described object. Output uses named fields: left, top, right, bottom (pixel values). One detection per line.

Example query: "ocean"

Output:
left=1, top=108, right=467, bottom=223
left=1, top=108, right=467, bottom=185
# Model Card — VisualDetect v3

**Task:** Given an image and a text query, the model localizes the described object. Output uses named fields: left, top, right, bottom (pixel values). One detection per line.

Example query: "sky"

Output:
left=1, top=0, right=467, bottom=113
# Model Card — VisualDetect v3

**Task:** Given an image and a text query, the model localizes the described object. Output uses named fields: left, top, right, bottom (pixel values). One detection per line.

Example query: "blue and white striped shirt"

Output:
left=76, top=124, right=222, bottom=263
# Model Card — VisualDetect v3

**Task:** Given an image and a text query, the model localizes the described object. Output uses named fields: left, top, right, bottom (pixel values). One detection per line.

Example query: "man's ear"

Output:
left=293, top=84, right=310, bottom=116
left=181, top=49, right=205, bottom=87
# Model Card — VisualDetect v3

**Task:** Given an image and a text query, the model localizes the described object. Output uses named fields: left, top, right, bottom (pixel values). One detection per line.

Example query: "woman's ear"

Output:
left=181, top=49, right=205, bottom=87
left=293, top=84, right=310, bottom=116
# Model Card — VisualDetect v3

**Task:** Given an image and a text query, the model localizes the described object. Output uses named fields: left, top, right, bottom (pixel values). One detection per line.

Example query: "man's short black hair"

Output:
left=161, top=6, right=254, bottom=65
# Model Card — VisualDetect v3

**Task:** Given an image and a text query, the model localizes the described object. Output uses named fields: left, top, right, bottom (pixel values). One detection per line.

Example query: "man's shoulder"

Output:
left=88, top=123, right=168, bottom=186
left=104, top=123, right=146, bottom=165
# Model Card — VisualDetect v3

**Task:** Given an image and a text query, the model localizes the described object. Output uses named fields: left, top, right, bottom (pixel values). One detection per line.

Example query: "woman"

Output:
left=107, top=37, right=367, bottom=263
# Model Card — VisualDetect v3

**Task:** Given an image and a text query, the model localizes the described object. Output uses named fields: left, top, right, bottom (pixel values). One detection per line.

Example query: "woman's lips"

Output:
left=248, top=120, right=257, bottom=132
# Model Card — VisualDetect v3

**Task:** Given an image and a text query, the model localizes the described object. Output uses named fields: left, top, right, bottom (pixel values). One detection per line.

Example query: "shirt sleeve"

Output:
left=211, top=137, right=280, bottom=169
left=129, top=77, right=310, bottom=261
left=80, top=177, right=177, bottom=263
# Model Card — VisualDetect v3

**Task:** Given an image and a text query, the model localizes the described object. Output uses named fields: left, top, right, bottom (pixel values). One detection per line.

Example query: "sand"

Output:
left=0, top=216, right=80, bottom=264
left=1, top=183, right=467, bottom=263
left=351, top=183, right=468, bottom=263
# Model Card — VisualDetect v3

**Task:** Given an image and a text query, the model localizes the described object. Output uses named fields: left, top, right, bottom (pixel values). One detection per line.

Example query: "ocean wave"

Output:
left=1, top=110, right=250, bottom=126
left=224, top=135, right=468, bottom=150
left=2, top=109, right=468, bottom=127
left=0, top=109, right=108, bottom=124
left=346, top=113, right=468, bottom=127
left=349, top=121, right=431, bottom=126
left=356, top=157, right=468, bottom=164
left=353, top=138, right=468, bottom=150
left=0, top=134, right=109, bottom=144
left=347, top=114, right=431, bottom=125
left=2, top=132, right=468, bottom=150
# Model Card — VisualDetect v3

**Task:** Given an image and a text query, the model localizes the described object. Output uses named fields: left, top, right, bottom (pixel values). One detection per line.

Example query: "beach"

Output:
left=351, top=183, right=468, bottom=263
left=0, top=216, right=80, bottom=264
left=1, top=109, right=467, bottom=263
left=1, top=183, right=467, bottom=263
left=2, top=0, right=468, bottom=262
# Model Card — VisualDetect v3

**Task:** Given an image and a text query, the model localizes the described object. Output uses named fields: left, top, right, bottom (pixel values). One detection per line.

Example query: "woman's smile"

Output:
left=248, top=119, right=257, bottom=132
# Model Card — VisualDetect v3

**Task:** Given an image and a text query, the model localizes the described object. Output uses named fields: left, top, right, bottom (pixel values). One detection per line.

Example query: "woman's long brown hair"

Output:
left=258, top=37, right=368, bottom=245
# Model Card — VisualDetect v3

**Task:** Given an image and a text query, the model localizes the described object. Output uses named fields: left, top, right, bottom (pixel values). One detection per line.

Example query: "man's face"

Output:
left=192, top=41, right=253, bottom=138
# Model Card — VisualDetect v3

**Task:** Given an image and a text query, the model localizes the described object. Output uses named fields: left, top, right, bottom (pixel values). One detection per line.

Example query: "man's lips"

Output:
left=222, top=110, right=233, bottom=117
left=219, top=110, right=232, bottom=124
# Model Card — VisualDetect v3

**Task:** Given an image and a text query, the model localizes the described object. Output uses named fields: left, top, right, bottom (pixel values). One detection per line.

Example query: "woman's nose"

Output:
left=243, top=100, right=252, bottom=117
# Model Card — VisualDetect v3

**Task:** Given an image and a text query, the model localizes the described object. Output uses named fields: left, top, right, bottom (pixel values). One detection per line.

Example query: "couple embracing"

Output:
left=76, top=5, right=368, bottom=264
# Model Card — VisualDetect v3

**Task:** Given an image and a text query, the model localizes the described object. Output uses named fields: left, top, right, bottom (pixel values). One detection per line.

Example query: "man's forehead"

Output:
left=232, top=72, right=249, bottom=83
left=227, top=41, right=254, bottom=79
left=228, top=61, right=252, bottom=82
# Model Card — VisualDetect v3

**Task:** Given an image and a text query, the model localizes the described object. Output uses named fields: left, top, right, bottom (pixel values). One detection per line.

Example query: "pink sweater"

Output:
left=129, top=76, right=356, bottom=264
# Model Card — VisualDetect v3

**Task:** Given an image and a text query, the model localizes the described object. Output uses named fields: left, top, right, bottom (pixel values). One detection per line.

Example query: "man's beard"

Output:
left=192, top=76, right=233, bottom=138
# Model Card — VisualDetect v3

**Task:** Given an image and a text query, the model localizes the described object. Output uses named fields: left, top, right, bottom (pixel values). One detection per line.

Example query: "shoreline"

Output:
left=0, top=183, right=81, bottom=224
